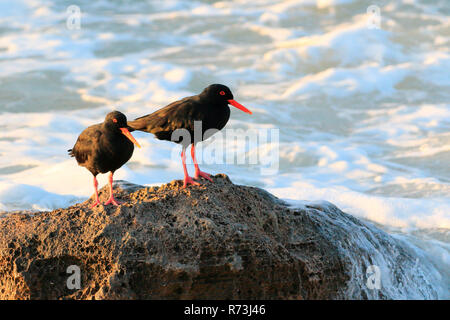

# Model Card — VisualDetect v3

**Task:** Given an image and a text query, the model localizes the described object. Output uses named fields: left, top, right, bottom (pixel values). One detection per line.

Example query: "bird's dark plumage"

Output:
left=69, top=110, right=141, bottom=207
left=128, top=84, right=235, bottom=146
left=69, top=111, right=135, bottom=176
left=127, top=84, right=251, bottom=188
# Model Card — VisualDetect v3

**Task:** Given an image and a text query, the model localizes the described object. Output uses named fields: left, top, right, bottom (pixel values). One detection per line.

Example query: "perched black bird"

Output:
left=128, top=84, right=251, bottom=188
left=69, top=111, right=141, bottom=207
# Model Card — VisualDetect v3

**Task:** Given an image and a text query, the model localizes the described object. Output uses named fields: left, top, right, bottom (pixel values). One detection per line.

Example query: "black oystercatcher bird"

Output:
left=128, top=84, right=251, bottom=188
left=68, top=111, right=141, bottom=207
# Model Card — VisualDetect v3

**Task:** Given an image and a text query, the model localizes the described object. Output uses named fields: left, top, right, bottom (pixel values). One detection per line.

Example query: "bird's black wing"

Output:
left=128, top=97, right=204, bottom=136
left=68, top=124, right=102, bottom=165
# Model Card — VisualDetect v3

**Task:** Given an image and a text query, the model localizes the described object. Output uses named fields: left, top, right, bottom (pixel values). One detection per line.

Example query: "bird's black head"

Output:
left=105, top=110, right=128, bottom=128
left=200, top=84, right=234, bottom=102
left=200, top=84, right=252, bottom=115
left=104, top=110, right=141, bottom=148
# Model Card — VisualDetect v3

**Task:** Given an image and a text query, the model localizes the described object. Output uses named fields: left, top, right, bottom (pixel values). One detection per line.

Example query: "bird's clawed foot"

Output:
left=90, top=200, right=101, bottom=208
left=104, top=196, right=121, bottom=206
left=183, top=176, right=201, bottom=188
left=194, top=170, right=213, bottom=182
left=90, top=197, right=121, bottom=208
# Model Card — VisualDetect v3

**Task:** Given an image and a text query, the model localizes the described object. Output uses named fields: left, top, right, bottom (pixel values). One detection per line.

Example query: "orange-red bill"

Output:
left=120, top=127, right=141, bottom=148
left=228, top=99, right=252, bottom=115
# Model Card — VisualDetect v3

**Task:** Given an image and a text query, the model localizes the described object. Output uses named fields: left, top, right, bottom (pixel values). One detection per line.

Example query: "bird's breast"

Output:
left=95, top=133, right=134, bottom=173
left=202, top=105, right=230, bottom=131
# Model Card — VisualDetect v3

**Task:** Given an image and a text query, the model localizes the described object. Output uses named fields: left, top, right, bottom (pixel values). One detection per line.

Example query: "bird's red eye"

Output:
left=113, top=118, right=118, bottom=123
left=219, top=91, right=225, bottom=96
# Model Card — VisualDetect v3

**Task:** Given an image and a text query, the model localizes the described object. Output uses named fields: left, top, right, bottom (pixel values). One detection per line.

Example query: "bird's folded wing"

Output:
left=128, top=99, right=203, bottom=134
left=71, top=125, right=102, bottom=165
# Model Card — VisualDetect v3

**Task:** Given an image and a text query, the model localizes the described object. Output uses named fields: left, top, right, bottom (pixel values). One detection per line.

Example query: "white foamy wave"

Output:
left=0, top=181, right=80, bottom=211
left=271, top=183, right=450, bottom=230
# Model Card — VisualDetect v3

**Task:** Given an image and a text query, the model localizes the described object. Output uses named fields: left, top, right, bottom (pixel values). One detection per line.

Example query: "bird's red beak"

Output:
left=228, top=99, right=252, bottom=115
left=120, top=127, right=141, bottom=148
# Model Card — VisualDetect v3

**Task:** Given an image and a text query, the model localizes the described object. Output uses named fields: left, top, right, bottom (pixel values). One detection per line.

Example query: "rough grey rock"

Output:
left=0, top=174, right=439, bottom=299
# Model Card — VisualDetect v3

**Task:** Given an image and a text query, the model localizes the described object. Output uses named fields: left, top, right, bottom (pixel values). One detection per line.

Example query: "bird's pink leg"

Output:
left=182, top=147, right=200, bottom=188
left=191, top=144, right=213, bottom=182
left=91, top=176, right=101, bottom=208
left=104, top=172, right=121, bottom=206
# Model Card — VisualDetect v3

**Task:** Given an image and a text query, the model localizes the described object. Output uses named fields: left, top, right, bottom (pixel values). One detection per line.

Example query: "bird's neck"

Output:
left=103, top=123, right=121, bottom=136
left=199, top=95, right=228, bottom=109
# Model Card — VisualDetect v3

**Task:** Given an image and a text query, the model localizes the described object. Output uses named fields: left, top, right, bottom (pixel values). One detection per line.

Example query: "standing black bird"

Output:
left=128, top=84, right=251, bottom=188
left=69, top=111, right=141, bottom=207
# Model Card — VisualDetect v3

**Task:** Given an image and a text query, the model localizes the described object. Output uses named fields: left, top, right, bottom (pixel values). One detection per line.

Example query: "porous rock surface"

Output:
left=0, top=174, right=437, bottom=299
